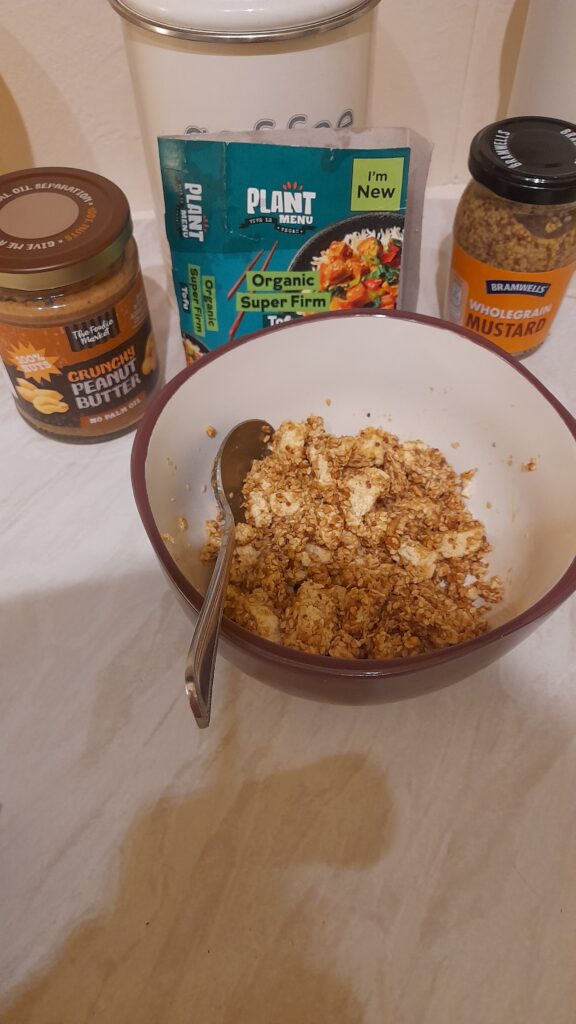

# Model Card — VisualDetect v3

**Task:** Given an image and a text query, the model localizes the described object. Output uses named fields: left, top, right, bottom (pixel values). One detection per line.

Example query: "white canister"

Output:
left=507, top=0, right=576, bottom=124
left=109, top=0, right=380, bottom=214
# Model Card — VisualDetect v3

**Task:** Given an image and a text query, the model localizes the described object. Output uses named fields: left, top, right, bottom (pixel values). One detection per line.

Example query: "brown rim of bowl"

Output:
left=131, top=308, right=576, bottom=680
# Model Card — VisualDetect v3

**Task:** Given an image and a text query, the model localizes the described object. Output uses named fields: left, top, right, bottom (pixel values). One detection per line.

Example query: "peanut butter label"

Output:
left=0, top=274, right=158, bottom=438
left=65, top=309, right=120, bottom=351
left=447, top=243, right=575, bottom=354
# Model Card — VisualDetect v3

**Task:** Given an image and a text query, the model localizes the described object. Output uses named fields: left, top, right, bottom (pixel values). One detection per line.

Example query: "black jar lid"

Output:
left=468, top=116, right=576, bottom=205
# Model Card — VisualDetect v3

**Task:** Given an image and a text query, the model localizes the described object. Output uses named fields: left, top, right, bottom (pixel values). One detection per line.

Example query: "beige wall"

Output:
left=1, top=0, right=530, bottom=215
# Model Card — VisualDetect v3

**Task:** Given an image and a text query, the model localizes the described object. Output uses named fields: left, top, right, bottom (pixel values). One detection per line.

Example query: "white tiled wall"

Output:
left=1, top=0, right=530, bottom=214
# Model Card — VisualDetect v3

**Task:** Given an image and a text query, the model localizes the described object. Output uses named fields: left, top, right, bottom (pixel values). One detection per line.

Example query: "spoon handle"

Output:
left=185, top=517, right=235, bottom=728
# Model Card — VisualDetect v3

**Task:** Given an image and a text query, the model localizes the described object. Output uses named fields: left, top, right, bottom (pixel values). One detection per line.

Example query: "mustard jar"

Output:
left=445, top=116, right=576, bottom=357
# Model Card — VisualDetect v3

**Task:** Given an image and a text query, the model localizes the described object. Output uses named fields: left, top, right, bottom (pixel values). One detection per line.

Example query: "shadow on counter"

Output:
left=0, top=561, right=394, bottom=1022
left=2, top=749, right=392, bottom=1023
left=1, top=553, right=574, bottom=1022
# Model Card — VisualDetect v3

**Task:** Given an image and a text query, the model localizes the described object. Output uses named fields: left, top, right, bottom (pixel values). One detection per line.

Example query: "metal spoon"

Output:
left=185, top=418, right=273, bottom=728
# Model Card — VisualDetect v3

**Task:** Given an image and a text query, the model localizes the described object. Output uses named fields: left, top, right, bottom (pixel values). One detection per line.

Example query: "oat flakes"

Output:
left=202, top=416, right=503, bottom=659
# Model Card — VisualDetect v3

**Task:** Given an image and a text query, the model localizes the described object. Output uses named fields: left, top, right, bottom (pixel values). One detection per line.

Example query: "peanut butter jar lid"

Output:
left=0, top=167, right=133, bottom=291
left=469, top=116, right=576, bottom=206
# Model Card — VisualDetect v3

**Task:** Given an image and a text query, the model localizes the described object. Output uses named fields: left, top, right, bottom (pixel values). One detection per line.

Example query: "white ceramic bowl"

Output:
left=132, top=310, right=576, bottom=705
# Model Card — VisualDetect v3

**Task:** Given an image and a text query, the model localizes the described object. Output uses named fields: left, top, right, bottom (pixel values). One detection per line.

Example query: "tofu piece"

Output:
left=439, top=526, right=485, bottom=558
left=349, top=428, right=388, bottom=467
left=399, top=439, right=429, bottom=468
left=243, top=597, right=281, bottom=642
left=398, top=539, right=438, bottom=579
left=235, top=523, right=258, bottom=545
left=307, top=444, right=333, bottom=486
left=282, top=582, right=344, bottom=655
left=245, top=490, right=271, bottom=528
left=226, top=586, right=281, bottom=643
left=269, top=490, right=301, bottom=517
left=275, top=420, right=307, bottom=457
left=234, top=543, right=260, bottom=569
left=305, top=543, right=332, bottom=564
left=345, top=468, right=389, bottom=527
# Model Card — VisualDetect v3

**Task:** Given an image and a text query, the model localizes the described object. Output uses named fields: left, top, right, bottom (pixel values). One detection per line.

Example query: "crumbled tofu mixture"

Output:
left=202, top=416, right=503, bottom=659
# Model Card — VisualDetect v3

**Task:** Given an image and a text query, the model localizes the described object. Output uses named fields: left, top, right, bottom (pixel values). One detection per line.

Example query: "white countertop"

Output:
left=1, top=194, right=575, bottom=1024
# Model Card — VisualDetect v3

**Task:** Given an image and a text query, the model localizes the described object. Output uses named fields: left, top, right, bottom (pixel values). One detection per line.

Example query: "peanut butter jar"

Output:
left=0, top=167, right=158, bottom=441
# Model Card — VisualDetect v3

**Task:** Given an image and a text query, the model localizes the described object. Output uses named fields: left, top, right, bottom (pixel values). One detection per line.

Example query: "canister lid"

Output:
left=108, top=0, right=380, bottom=42
left=0, top=167, right=132, bottom=291
left=469, top=116, right=576, bottom=205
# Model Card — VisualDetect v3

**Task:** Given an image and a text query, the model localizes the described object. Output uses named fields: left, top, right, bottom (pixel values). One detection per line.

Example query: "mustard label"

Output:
left=447, top=243, right=575, bottom=354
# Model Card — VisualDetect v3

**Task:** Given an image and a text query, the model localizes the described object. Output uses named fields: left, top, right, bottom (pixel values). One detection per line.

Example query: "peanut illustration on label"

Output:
left=15, top=377, right=69, bottom=414
left=15, top=378, right=38, bottom=402
left=141, top=333, right=157, bottom=376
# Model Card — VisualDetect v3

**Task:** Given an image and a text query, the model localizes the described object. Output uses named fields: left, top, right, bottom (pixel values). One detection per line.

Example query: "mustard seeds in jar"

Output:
left=446, top=116, right=576, bottom=356
left=0, top=167, right=158, bottom=441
